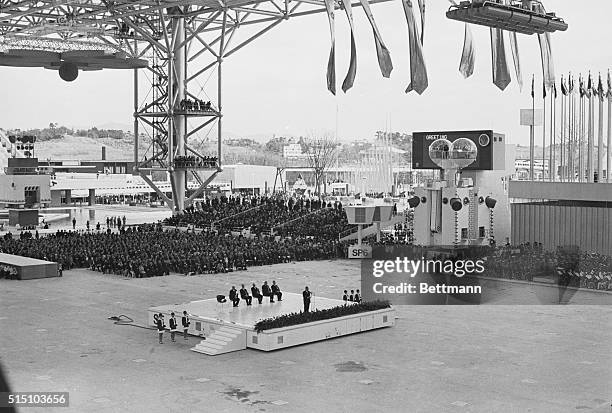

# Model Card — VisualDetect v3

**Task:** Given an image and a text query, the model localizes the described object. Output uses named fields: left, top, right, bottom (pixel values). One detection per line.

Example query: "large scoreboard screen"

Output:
left=412, top=130, right=505, bottom=170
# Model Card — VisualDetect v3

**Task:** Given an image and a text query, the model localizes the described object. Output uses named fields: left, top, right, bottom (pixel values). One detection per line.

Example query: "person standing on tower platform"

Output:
left=303, top=286, right=312, bottom=313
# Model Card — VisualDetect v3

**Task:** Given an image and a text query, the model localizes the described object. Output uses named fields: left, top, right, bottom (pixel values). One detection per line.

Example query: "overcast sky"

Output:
left=0, top=0, right=609, bottom=145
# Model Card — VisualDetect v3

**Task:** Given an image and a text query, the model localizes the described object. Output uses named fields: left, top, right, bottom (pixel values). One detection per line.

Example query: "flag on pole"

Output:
left=358, top=0, right=393, bottom=78
left=553, top=80, right=557, bottom=98
left=323, top=0, right=336, bottom=95
left=531, top=74, right=535, bottom=98
left=402, top=0, right=428, bottom=94
left=509, top=31, right=523, bottom=91
left=598, top=73, right=604, bottom=101
left=561, top=75, right=567, bottom=96
left=543, top=79, right=547, bottom=99
left=587, top=73, right=593, bottom=98
left=340, top=0, right=357, bottom=93
left=579, top=74, right=585, bottom=98
left=607, top=70, right=612, bottom=99
left=569, top=73, right=574, bottom=95
left=490, top=28, right=511, bottom=91
left=459, top=24, right=475, bottom=79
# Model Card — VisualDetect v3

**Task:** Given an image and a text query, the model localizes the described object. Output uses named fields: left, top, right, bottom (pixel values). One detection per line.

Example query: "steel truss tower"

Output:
left=0, top=0, right=391, bottom=214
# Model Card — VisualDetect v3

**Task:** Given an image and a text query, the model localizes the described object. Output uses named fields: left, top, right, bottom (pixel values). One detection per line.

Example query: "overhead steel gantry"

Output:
left=0, top=0, right=393, bottom=214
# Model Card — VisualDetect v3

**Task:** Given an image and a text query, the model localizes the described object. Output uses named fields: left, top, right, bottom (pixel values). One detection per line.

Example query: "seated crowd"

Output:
left=0, top=224, right=337, bottom=278
left=164, top=195, right=351, bottom=239
left=482, top=243, right=612, bottom=290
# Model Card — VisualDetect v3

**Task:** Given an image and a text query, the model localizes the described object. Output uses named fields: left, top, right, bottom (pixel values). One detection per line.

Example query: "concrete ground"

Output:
left=1, top=260, right=611, bottom=413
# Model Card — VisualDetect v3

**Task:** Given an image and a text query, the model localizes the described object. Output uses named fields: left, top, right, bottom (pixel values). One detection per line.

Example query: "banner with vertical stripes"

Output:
left=359, top=0, right=393, bottom=78
left=490, top=28, right=511, bottom=91
left=402, top=0, right=428, bottom=94
left=509, top=31, right=523, bottom=91
left=537, top=32, right=555, bottom=89
left=459, top=24, right=475, bottom=79
left=340, top=0, right=357, bottom=93
left=323, top=0, right=336, bottom=95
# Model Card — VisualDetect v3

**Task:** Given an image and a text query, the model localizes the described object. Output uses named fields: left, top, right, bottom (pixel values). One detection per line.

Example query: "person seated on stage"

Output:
left=349, top=290, right=355, bottom=302
left=342, top=290, right=349, bottom=304
left=229, top=286, right=240, bottom=307
left=251, top=283, right=263, bottom=304
left=261, top=281, right=274, bottom=303
left=240, top=284, right=252, bottom=306
left=354, top=289, right=361, bottom=303
left=271, top=280, right=283, bottom=301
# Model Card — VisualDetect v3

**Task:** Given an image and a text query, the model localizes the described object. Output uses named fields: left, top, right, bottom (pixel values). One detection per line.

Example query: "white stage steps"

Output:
left=190, top=326, right=246, bottom=355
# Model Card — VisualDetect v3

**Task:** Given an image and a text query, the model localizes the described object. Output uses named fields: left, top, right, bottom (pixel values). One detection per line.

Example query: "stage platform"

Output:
left=0, top=253, right=59, bottom=280
left=149, top=292, right=395, bottom=355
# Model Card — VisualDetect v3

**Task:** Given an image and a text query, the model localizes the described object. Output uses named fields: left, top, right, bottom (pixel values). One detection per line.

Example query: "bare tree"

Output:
left=304, top=131, right=338, bottom=195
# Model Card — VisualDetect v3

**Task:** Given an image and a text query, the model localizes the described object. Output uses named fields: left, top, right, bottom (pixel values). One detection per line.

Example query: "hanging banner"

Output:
left=323, top=0, right=336, bottom=95
left=509, top=31, right=523, bottom=91
left=340, top=0, right=357, bottom=92
left=490, top=28, right=511, bottom=91
left=537, top=32, right=555, bottom=89
left=459, top=24, right=475, bottom=79
left=417, top=0, right=425, bottom=44
left=402, top=0, right=428, bottom=94
left=358, top=0, right=393, bottom=78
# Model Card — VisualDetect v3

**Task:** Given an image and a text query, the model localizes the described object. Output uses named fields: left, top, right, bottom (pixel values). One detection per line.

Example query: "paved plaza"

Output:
left=1, top=260, right=611, bottom=412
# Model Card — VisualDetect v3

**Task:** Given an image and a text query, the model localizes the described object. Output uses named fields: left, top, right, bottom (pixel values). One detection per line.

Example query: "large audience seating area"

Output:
left=164, top=195, right=352, bottom=238
left=482, top=244, right=612, bottom=291
left=0, top=224, right=338, bottom=278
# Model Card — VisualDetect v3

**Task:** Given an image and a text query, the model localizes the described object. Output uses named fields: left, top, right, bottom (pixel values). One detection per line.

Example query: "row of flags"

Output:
left=531, top=72, right=612, bottom=100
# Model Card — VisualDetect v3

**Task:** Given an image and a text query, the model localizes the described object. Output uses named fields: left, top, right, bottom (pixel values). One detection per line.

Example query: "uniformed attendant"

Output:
left=349, top=290, right=355, bottom=302
left=303, top=286, right=312, bottom=313
left=156, top=313, right=165, bottom=344
left=181, top=311, right=190, bottom=340
left=342, top=290, right=348, bottom=304
left=354, top=289, right=361, bottom=303
left=169, top=312, right=178, bottom=342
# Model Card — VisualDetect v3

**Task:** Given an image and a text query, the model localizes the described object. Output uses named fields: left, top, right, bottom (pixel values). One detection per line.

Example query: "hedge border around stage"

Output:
left=254, top=300, right=391, bottom=333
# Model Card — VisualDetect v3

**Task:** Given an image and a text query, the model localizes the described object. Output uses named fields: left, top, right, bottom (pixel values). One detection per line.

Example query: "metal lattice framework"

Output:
left=0, top=0, right=392, bottom=213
